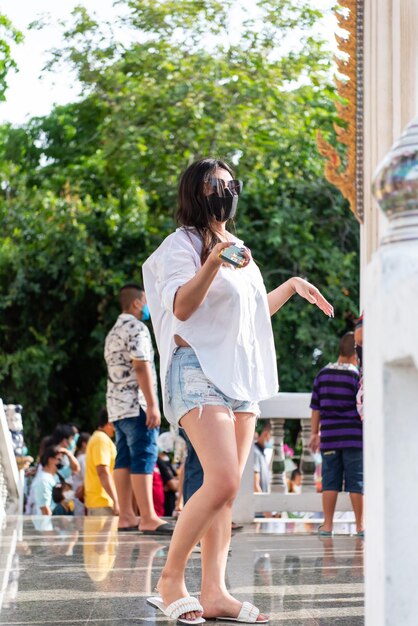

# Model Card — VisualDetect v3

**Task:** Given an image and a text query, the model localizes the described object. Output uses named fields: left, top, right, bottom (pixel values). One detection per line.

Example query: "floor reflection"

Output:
left=0, top=516, right=364, bottom=625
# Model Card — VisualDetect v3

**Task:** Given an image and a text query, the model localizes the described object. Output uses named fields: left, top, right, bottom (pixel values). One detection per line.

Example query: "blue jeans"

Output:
left=179, top=430, right=203, bottom=504
left=167, top=347, right=259, bottom=426
left=113, top=409, right=158, bottom=474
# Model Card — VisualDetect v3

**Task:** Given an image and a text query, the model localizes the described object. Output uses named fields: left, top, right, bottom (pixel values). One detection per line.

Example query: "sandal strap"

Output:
left=166, top=596, right=203, bottom=619
left=238, top=602, right=260, bottom=623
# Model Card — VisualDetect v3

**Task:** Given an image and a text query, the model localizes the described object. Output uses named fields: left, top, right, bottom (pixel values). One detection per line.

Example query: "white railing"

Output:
left=0, top=400, right=23, bottom=515
left=232, top=392, right=352, bottom=523
left=0, top=518, right=20, bottom=612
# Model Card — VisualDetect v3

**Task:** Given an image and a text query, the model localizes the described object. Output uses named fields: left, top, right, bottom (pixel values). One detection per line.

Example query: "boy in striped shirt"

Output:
left=309, top=332, right=364, bottom=536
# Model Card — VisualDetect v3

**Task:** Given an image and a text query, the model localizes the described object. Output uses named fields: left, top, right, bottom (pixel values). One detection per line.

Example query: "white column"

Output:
left=361, top=0, right=418, bottom=303
left=365, top=117, right=418, bottom=625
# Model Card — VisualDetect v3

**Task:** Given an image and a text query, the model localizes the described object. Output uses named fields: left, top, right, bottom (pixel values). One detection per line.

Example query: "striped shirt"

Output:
left=310, top=362, right=362, bottom=450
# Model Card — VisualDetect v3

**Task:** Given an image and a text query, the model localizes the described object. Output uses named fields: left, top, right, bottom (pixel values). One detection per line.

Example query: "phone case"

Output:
left=219, top=245, right=246, bottom=268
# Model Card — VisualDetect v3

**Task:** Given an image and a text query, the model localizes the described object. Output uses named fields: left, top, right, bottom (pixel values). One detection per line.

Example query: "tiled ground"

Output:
left=0, top=516, right=364, bottom=625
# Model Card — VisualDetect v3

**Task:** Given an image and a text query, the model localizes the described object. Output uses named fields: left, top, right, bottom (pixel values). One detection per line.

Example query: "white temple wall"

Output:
left=361, top=0, right=418, bottom=303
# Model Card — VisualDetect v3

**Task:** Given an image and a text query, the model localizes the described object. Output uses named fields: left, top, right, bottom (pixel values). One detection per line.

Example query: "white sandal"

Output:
left=147, top=595, right=205, bottom=624
left=216, top=601, right=268, bottom=623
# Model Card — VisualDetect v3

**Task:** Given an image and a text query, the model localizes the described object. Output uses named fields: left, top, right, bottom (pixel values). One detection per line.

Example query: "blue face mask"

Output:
left=141, top=304, right=150, bottom=321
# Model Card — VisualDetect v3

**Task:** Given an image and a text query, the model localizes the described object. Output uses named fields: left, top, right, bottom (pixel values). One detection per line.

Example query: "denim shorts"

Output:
left=113, top=409, right=158, bottom=474
left=321, top=448, right=363, bottom=494
left=167, top=347, right=259, bottom=426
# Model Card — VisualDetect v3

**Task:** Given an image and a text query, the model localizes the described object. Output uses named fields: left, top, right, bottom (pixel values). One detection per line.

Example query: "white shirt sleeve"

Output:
left=159, top=233, right=200, bottom=313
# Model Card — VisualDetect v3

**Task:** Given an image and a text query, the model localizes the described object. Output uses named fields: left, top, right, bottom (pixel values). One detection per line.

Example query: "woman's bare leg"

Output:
left=157, top=405, right=240, bottom=621
left=199, top=413, right=268, bottom=621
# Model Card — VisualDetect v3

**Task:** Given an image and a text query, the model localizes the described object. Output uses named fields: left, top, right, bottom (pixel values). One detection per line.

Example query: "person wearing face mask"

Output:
left=254, top=421, right=272, bottom=494
left=143, top=157, right=333, bottom=624
left=52, top=482, right=75, bottom=515
left=104, top=284, right=173, bottom=534
left=49, top=424, right=81, bottom=482
left=31, top=446, right=63, bottom=515
left=288, top=469, right=302, bottom=494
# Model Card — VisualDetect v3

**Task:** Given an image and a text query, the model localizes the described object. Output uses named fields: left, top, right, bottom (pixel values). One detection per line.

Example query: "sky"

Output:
left=0, top=0, right=337, bottom=125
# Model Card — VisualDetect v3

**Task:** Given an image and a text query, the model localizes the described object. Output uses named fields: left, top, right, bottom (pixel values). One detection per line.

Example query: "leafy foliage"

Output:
left=0, top=0, right=359, bottom=450
left=0, top=14, right=23, bottom=101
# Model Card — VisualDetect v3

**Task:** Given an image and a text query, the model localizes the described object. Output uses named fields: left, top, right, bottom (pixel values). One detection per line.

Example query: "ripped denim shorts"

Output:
left=166, top=347, right=259, bottom=427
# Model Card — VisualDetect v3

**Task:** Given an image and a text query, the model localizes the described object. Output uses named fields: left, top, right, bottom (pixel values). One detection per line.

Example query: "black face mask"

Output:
left=206, top=191, right=239, bottom=222
left=355, top=344, right=363, bottom=368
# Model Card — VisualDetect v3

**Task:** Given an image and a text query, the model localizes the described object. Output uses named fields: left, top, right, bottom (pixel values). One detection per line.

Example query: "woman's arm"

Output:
left=268, top=277, right=334, bottom=318
left=173, top=241, right=233, bottom=321
left=267, top=279, right=296, bottom=315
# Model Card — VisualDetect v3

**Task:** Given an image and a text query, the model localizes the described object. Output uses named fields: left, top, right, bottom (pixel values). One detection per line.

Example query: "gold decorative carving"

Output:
left=316, top=0, right=362, bottom=223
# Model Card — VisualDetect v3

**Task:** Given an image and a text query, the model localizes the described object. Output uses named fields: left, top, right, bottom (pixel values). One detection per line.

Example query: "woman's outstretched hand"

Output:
left=291, top=277, right=334, bottom=318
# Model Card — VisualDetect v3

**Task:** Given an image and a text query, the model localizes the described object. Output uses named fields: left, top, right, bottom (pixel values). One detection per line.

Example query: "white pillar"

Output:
left=361, top=0, right=418, bottom=303
left=365, top=118, right=418, bottom=625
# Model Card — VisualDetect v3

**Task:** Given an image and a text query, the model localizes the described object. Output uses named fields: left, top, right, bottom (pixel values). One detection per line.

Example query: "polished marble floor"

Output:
left=0, top=516, right=364, bottom=625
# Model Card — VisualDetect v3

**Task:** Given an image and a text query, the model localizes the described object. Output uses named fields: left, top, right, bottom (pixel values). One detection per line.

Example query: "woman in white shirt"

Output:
left=143, top=158, right=333, bottom=624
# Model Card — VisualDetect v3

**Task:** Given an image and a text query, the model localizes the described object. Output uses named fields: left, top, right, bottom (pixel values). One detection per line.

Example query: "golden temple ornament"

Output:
left=316, top=0, right=364, bottom=223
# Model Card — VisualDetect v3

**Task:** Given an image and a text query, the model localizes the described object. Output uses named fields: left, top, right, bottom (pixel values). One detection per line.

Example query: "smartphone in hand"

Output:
left=219, top=245, right=246, bottom=268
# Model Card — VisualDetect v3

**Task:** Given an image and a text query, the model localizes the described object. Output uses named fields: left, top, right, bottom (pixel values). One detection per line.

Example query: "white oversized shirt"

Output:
left=142, top=227, right=278, bottom=422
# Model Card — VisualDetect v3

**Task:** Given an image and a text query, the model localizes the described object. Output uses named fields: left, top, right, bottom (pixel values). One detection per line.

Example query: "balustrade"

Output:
left=233, top=392, right=352, bottom=523
left=0, top=400, right=24, bottom=515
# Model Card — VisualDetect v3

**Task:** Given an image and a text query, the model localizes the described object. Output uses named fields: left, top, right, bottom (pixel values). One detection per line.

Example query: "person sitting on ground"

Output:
left=31, top=446, right=63, bottom=515
left=52, top=483, right=75, bottom=516
left=309, top=332, right=364, bottom=537
left=73, top=432, right=90, bottom=515
left=287, top=469, right=302, bottom=494
left=36, top=424, right=80, bottom=482
left=157, top=451, right=180, bottom=517
left=50, top=424, right=81, bottom=480
left=152, top=462, right=165, bottom=518
left=84, top=409, right=119, bottom=517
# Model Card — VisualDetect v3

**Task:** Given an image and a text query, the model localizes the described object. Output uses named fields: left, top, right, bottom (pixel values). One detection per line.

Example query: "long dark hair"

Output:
left=176, top=157, right=235, bottom=263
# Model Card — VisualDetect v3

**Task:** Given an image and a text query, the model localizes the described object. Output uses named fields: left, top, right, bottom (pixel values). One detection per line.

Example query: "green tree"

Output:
left=0, top=14, right=23, bottom=100
left=0, top=0, right=359, bottom=448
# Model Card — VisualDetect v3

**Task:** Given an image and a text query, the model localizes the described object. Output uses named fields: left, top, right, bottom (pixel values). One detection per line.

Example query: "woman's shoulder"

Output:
left=146, top=228, right=201, bottom=262
left=167, top=227, right=201, bottom=248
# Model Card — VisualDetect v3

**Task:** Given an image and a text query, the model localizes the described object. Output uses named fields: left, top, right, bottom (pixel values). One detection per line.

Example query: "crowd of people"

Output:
left=24, top=405, right=279, bottom=523
left=24, top=414, right=184, bottom=520
left=22, top=156, right=365, bottom=625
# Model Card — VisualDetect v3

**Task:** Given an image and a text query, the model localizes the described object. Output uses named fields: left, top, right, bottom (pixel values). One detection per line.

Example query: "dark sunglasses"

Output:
left=209, top=178, right=243, bottom=196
